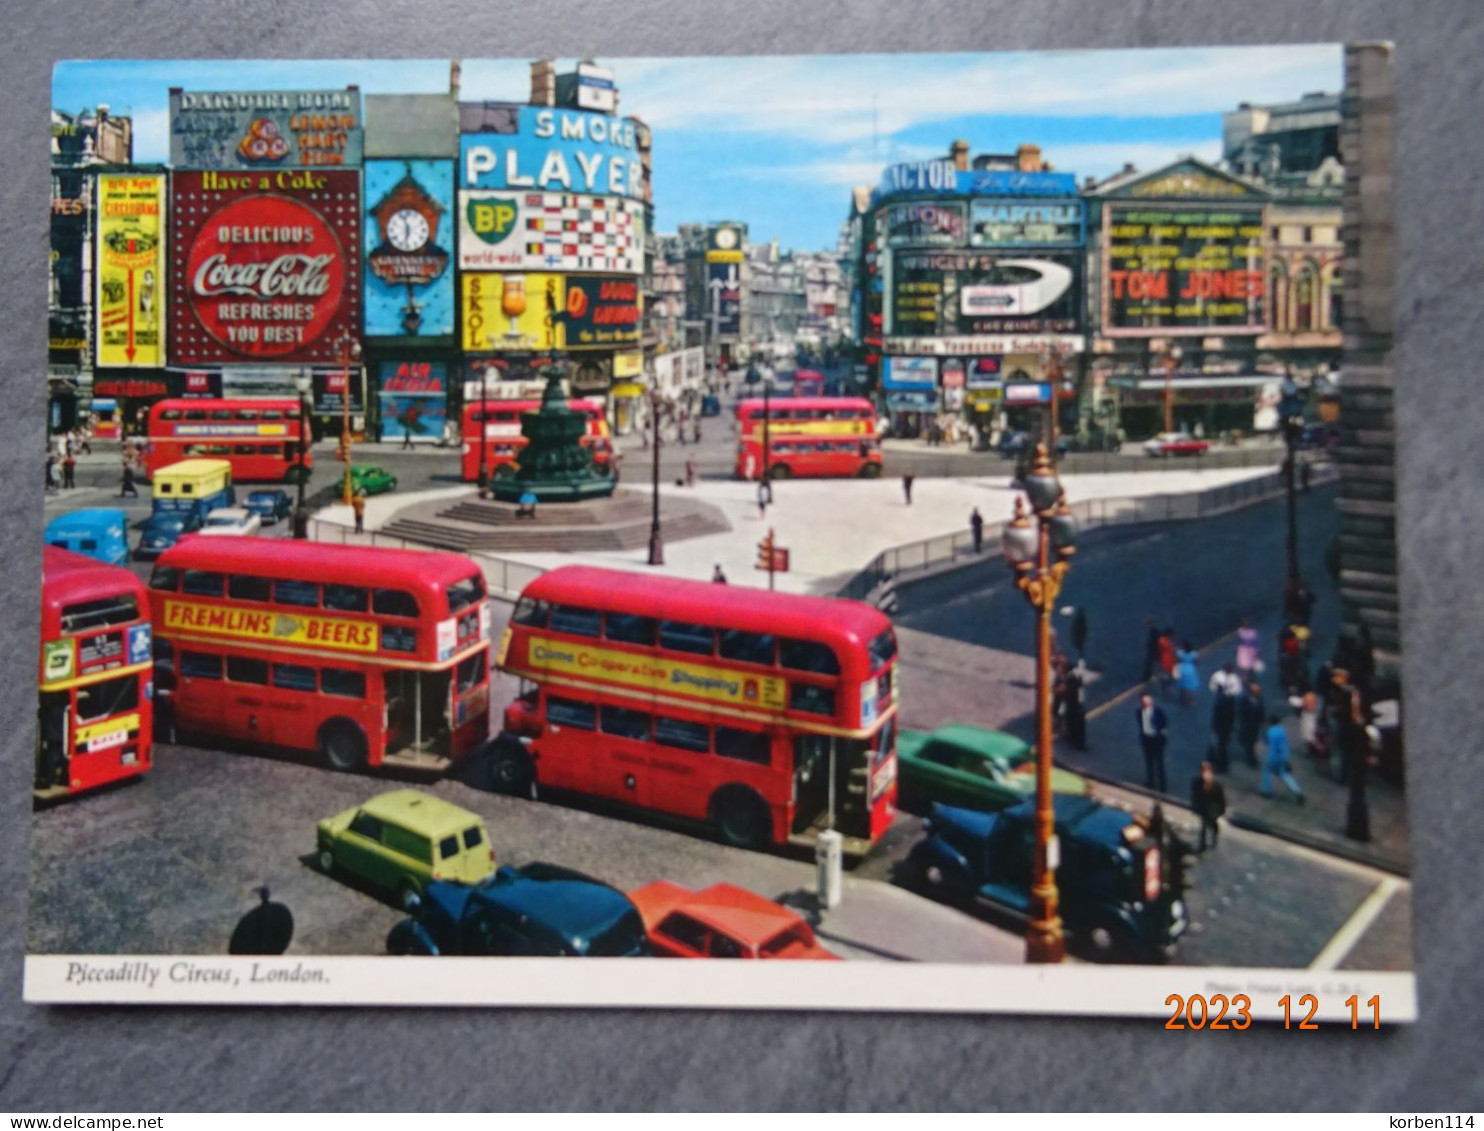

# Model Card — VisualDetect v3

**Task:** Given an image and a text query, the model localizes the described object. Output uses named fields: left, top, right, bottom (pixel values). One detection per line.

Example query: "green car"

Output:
left=897, top=723, right=1088, bottom=813
left=317, top=789, right=496, bottom=909
left=349, top=464, right=398, bottom=496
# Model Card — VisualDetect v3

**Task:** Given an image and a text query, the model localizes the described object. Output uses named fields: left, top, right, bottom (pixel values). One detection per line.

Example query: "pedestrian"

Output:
left=352, top=490, right=366, bottom=535
left=1157, top=628, right=1177, bottom=699
left=677, top=410, right=688, bottom=446
left=1141, top=617, right=1161, bottom=684
left=1261, top=714, right=1305, bottom=803
left=61, top=450, right=77, bottom=489
left=757, top=478, right=771, bottom=518
left=1064, top=659, right=1087, bottom=751
left=1175, top=639, right=1200, bottom=708
left=1207, top=661, right=1241, bottom=768
left=1237, top=680, right=1266, bottom=767
left=1295, top=687, right=1329, bottom=777
left=902, top=473, right=914, bottom=505
left=1135, top=693, right=1169, bottom=793
left=118, top=460, right=138, bottom=498
left=1051, top=652, right=1069, bottom=732
left=610, top=449, right=623, bottom=486
left=711, top=564, right=728, bottom=584
left=1071, top=606, right=1088, bottom=661
left=692, top=419, right=702, bottom=444
left=1235, top=616, right=1261, bottom=682
left=1190, top=761, right=1227, bottom=852
left=45, top=453, right=58, bottom=494
left=402, top=426, right=413, bottom=451
left=970, top=507, right=984, bottom=554
left=685, top=454, right=698, bottom=488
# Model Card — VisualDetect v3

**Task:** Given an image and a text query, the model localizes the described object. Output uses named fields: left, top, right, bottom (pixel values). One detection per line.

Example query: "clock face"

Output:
left=386, top=208, right=430, bottom=252
left=715, top=227, right=738, bottom=250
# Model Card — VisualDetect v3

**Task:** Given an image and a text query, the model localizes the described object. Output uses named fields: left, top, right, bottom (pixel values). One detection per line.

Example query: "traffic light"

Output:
left=756, top=531, right=774, bottom=571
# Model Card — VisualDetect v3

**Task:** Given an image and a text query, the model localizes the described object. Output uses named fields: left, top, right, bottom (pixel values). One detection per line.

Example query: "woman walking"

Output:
left=1174, top=639, right=1201, bottom=708
left=1157, top=628, right=1177, bottom=700
left=1235, top=616, right=1261, bottom=681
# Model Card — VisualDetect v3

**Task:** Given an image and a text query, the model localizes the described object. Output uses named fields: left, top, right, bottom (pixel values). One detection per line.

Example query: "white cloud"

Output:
left=1041, top=139, right=1225, bottom=180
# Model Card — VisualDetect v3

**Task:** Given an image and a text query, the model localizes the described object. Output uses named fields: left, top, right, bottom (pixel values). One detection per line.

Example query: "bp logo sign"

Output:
left=466, top=197, right=519, bottom=244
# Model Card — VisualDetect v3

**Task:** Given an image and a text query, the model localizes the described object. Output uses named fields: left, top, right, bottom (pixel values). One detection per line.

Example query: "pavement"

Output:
left=321, top=463, right=1281, bottom=598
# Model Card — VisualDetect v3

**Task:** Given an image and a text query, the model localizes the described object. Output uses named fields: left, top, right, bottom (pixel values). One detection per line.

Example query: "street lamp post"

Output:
left=477, top=362, right=491, bottom=497
left=292, top=385, right=311, bottom=539
left=1278, top=371, right=1308, bottom=621
left=647, top=386, right=664, bottom=566
left=335, top=332, right=362, bottom=506
left=1161, top=344, right=1183, bottom=435
left=1001, top=445, right=1077, bottom=964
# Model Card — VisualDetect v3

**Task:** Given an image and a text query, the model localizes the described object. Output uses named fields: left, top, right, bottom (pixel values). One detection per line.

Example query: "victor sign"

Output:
left=170, top=170, right=360, bottom=365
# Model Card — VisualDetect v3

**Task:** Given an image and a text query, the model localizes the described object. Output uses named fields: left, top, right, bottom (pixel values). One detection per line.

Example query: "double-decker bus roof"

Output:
left=151, top=397, right=302, bottom=412
left=42, top=546, right=147, bottom=614
left=524, top=565, right=891, bottom=650
left=158, top=538, right=482, bottom=593
left=735, top=396, right=872, bottom=415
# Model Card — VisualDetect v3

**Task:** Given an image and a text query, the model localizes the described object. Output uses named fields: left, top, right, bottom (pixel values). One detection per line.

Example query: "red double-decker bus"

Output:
left=144, top=398, right=312, bottom=483
left=37, top=547, right=154, bottom=800
left=492, top=565, right=900, bottom=855
left=147, top=539, right=491, bottom=774
left=734, top=396, right=882, bottom=481
left=461, top=399, right=612, bottom=482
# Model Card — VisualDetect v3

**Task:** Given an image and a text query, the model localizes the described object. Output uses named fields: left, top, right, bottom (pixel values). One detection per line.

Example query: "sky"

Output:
left=54, top=46, right=1342, bottom=253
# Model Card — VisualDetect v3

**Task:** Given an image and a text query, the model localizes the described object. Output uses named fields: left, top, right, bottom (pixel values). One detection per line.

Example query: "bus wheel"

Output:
left=858, top=463, right=882, bottom=479
left=490, top=740, right=534, bottom=798
left=710, top=787, right=771, bottom=850
left=319, top=721, right=368, bottom=773
left=769, top=465, right=792, bottom=481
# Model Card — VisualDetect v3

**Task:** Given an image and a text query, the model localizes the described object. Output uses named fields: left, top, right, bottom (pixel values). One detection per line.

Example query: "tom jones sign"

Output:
left=169, top=169, right=360, bottom=365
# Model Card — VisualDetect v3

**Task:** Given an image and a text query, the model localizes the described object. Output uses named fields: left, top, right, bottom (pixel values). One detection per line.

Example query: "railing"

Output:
left=837, top=464, right=1338, bottom=603
left=879, top=442, right=1293, bottom=479
left=307, top=518, right=548, bottom=600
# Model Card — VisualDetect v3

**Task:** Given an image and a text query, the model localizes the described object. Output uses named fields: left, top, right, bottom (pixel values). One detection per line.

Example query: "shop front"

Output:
left=1109, top=374, right=1278, bottom=439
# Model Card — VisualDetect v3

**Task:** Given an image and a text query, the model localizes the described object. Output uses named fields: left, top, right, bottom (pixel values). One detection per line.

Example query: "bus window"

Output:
left=600, top=705, right=652, bottom=741
left=181, top=570, right=225, bottom=597
left=161, top=409, right=182, bottom=421
left=372, top=589, right=419, bottom=618
left=780, top=638, right=840, bottom=675
left=210, top=410, right=233, bottom=420
left=659, top=621, right=715, bottom=656
left=227, top=656, right=269, bottom=684
left=228, top=575, right=272, bottom=602
left=655, top=716, right=709, bottom=753
left=604, top=612, right=657, bottom=646
left=321, top=669, right=366, bottom=698
left=262, top=410, right=284, bottom=421
left=275, top=579, right=320, bottom=608
left=868, top=629, right=898, bottom=670
left=75, top=673, right=139, bottom=722
left=789, top=684, right=836, bottom=716
left=237, top=410, right=260, bottom=420
left=716, top=726, right=771, bottom=765
left=60, top=595, right=140, bottom=634
left=381, top=626, right=418, bottom=653
left=149, top=567, right=180, bottom=591
left=180, top=652, right=223, bottom=680
left=185, top=410, right=206, bottom=421
left=446, top=576, right=486, bottom=614
left=272, top=664, right=317, bottom=692
left=547, top=696, right=596, bottom=730
left=234, top=444, right=257, bottom=455
left=455, top=652, right=487, bottom=695
left=549, top=604, right=601, bottom=637
left=324, top=583, right=369, bottom=612
left=719, top=629, right=776, bottom=666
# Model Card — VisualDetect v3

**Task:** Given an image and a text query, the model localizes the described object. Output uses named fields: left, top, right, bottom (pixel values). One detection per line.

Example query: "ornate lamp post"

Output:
left=292, top=381, right=311, bottom=539
left=334, top=331, right=362, bottom=506
left=1278, top=370, right=1309, bottom=622
left=1001, top=444, right=1078, bottom=964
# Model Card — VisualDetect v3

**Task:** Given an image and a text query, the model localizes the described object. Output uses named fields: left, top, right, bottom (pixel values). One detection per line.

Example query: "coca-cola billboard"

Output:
left=170, top=169, right=360, bottom=365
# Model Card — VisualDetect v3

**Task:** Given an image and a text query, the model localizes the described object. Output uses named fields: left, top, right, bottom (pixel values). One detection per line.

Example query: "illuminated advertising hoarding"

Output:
left=458, top=190, right=643, bottom=274
left=363, top=160, right=453, bottom=338
left=168, top=88, right=363, bottom=169
left=705, top=261, right=741, bottom=337
left=969, top=199, right=1084, bottom=248
left=882, top=356, right=937, bottom=391
left=460, top=273, right=564, bottom=352
left=889, top=250, right=1082, bottom=336
left=459, top=108, right=644, bottom=200
left=1103, top=205, right=1266, bottom=335
left=562, top=276, right=640, bottom=351
left=169, top=169, right=361, bottom=366
left=95, top=173, right=165, bottom=368
left=378, top=361, right=448, bottom=444
left=884, top=201, right=966, bottom=248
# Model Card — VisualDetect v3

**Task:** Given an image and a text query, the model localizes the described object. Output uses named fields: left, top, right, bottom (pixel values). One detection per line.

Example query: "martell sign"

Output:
left=170, top=170, right=359, bottom=365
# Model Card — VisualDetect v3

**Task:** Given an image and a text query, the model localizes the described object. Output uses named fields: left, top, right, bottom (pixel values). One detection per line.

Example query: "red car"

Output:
left=1142, top=431, right=1211, bottom=458
left=629, top=881, right=841, bottom=960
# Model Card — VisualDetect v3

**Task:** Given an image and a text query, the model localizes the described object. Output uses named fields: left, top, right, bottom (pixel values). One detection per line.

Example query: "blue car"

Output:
left=44, top=508, right=130, bottom=566
left=385, top=862, right=651, bottom=957
left=907, top=797, right=1191, bottom=963
left=243, top=488, right=293, bottom=526
left=136, top=509, right=204, bottom=559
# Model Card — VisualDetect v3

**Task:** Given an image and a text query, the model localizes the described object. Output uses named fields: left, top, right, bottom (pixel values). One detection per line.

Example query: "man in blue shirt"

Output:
left=1135, top=694, right=1169, bottom=793
left=1262, top=714, right=1306, bottom=803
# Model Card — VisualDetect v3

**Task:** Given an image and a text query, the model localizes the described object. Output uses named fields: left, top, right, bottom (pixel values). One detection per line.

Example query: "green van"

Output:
left=317, top=790, right=495, bottom=909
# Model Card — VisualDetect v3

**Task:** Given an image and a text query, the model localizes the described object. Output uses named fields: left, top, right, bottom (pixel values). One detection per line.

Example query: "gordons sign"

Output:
left=170, top=170, right=360, bottom=364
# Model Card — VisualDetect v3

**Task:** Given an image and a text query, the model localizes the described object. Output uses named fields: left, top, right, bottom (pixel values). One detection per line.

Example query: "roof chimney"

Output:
left=530, top=58, right=557, bottom=107
left=450, top=59, right=462, bottom=98
left=96, top=104, right=109, bottom=121
left=950, top=139, right=970, bottom=172
left=1016, top=143, right=1043, bottom=172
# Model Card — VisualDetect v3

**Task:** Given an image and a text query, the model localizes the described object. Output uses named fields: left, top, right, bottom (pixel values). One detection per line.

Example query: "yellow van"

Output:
left=151, top=459, right=236, bottom=521
left=317, top=789, right=496, bottom=908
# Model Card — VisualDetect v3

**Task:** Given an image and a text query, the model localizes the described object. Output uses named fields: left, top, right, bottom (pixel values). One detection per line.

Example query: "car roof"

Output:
left=356, top=789, right=483, bottom=838
left=247, top=488, right=286, bottom=496
left=45, top=507, right=127, bottom=531
left=206, top=507, right=251, bottom=519
left=921, top=724, right=1030, bottom=761
left=655, top=883, right=804, bottom=942
left=473, top=866, right=634, bottom=937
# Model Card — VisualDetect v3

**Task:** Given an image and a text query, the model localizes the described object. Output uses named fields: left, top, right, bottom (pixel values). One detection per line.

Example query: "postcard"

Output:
left=30, top=45, right=1415, bottom=1022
